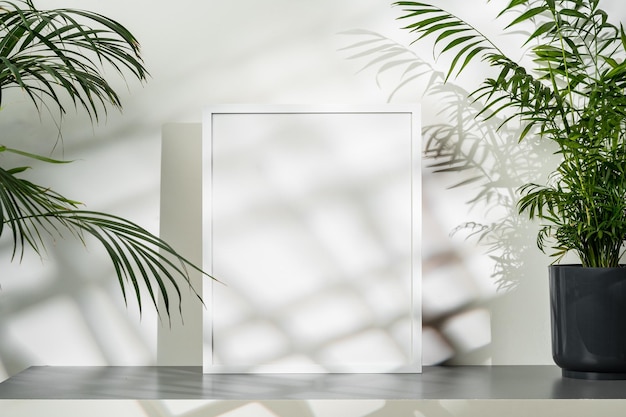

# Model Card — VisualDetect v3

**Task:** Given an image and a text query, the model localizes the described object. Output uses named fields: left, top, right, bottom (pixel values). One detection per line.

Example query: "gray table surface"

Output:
left=0, top=366, right=625, bottom=400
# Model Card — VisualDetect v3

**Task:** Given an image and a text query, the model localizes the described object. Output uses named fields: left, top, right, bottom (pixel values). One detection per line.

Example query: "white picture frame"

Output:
left=202, top=105, right=421, bottom=373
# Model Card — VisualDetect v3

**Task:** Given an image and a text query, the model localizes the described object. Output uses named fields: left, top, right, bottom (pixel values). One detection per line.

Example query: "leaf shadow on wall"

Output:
left=339, top=29, right=559, bottom=365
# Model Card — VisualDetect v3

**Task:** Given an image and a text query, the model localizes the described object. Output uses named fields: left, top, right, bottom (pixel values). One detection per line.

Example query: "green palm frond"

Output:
left=0, top=159, right=205, bottom=318
left=0, top=0, right=148, bottom=120
left=0, top=1, right=208, bottom=318
left=394, top=1, right=569, bottom=139
left=394, top=0, right=626, bottom=267
left=394, top=1, right=497, bottom=80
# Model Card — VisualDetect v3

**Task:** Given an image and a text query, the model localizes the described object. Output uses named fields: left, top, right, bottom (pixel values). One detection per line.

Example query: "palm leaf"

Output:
left=393, top=0, right=626, bottom=267
left=393, top=1, right=498, bottom=79
left=0, top=162, right=206, bottom=318
left=0, top=0, right=148, bottom=120
left=0, top=1, right=211, bottom=318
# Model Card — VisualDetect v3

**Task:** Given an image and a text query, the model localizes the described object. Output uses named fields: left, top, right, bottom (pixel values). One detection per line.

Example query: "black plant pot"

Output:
left=550, top=264, right=626, bottom=380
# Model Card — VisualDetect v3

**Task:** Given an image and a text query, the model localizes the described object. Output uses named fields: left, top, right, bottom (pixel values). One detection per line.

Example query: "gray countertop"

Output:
left=0, top=366, right=625, bottom=400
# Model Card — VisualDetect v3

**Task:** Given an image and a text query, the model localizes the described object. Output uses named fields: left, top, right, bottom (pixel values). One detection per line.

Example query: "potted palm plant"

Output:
left=394, top=0, right=626, bottom=378
left=0, top=0, right=205, bottom=320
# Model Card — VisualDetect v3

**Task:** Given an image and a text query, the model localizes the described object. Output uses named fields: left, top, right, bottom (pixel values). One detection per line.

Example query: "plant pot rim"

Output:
left=550, top=264, right=626, bottom=270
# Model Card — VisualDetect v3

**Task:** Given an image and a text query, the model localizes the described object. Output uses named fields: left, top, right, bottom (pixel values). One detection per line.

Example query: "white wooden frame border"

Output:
left=202, top=104, right=421, bottom=373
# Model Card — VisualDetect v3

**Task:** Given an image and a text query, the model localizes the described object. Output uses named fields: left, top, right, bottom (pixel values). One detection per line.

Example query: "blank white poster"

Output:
left=203, top=105, right=421, bottom=373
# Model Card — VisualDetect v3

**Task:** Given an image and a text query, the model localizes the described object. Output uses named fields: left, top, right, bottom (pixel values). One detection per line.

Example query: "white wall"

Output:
left=0, top=0, right=416, bottom=379
left=2, top=0, right=625, bottom=379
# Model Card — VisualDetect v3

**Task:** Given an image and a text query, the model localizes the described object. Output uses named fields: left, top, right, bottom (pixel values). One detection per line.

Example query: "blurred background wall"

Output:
left=2, top=0, right=625, bottom=381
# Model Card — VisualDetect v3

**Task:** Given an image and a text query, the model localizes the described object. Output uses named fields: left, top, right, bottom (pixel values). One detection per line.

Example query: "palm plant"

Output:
left=395, top=0, right=626, bottom=267
left=0, top=0, right=206, bottom=318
